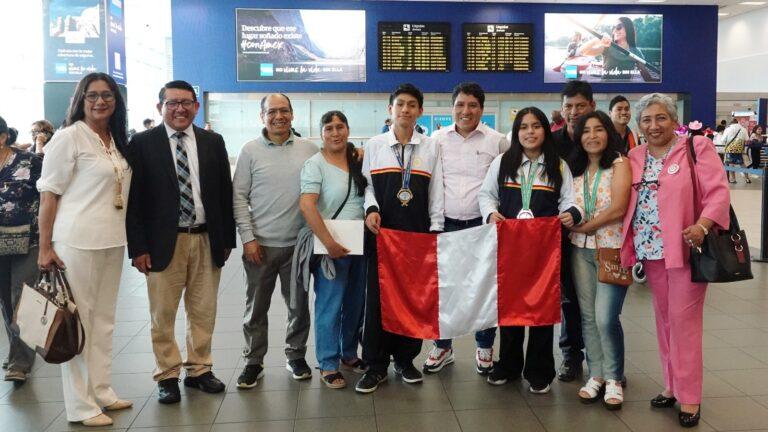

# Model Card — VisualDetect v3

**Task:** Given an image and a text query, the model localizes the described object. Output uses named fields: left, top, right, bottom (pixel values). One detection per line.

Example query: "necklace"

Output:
left=649, top=139, right=675, bottom=160
left=97, top=137, right=125, bottom=209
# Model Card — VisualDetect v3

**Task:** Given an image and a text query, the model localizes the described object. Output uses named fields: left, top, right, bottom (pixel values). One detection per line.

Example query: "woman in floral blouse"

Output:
left=0, top=115, right=41, bottom=382
left=619, top=94, right=730, bottom=428
left=568, top=111, right=631, bottom=410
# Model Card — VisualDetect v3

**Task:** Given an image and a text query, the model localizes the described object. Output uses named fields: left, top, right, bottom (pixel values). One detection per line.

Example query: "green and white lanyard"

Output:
left=583, top=167, right=603, bottom=221
left=518, top=160, right=540, bottom=219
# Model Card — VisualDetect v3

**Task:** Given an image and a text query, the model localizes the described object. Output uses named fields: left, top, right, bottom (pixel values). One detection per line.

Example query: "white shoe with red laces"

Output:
left=422, top=347, right=454, bottom=374
left=476, top=347, right=494, bottom=375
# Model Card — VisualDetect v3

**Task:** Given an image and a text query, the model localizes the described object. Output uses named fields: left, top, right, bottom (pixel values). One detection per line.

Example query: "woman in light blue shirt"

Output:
left=299, top=111, right=367, bottom=389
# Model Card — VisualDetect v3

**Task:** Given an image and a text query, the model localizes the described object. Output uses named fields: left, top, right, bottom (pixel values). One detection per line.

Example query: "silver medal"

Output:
left=517, top=209, right=535, bottom=219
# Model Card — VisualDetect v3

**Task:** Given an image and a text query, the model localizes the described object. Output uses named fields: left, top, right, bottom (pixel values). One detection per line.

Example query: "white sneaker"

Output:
left=422, top=346, right=454, bottom=374
left=476, top=347, right=494, bottom=375
left=529, top=383, right=551, bottom=394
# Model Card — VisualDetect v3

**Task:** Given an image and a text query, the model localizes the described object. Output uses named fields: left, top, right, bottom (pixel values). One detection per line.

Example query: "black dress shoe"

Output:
left=557, top=359, right=581, bottom=382
left=158, top=378, right=181, bottom=404
left=650, top=393, right=677, bottom=408
left=679, top=408, right=701, bottom=428
left=183, top=371, right=225, bottom=393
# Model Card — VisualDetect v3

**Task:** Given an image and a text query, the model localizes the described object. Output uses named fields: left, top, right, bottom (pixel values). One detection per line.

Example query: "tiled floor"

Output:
left=2, top=182, right=768, bottom=431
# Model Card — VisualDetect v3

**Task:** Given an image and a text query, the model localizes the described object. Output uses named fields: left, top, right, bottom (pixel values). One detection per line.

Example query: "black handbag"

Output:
left=686, top=138, right=753, bottom=283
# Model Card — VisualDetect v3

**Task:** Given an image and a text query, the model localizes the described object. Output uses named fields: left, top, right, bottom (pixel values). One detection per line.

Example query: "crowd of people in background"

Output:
left=0, top=72, right=757, bottom=428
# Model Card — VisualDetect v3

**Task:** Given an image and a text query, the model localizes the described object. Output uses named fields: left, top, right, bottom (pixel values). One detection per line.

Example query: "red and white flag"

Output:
left=377, top=217, right=562, bottom=340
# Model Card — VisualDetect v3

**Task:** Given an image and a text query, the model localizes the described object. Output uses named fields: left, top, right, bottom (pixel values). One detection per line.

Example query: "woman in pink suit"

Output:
left=619, top=93, right=730, bottom=428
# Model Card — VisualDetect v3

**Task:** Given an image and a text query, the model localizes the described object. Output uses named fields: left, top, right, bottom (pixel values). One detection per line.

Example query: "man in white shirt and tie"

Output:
left=127, top=80, right=236, bottom=404
left=425, top=82, right=509, bottom=375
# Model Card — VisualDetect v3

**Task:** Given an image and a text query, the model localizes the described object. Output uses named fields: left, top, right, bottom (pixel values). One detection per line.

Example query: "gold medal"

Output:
left=397, top=188, right=413, bottom=206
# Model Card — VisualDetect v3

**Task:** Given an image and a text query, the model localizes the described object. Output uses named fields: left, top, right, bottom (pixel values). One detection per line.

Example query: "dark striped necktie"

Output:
left=174, top=132, right=196, bottom=225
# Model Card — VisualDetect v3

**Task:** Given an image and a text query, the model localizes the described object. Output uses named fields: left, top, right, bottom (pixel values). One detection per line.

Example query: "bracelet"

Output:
left=696, top=223, right=709, bottom=236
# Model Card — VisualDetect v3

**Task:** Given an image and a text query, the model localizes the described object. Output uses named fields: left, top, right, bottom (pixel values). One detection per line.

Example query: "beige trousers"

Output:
left=147, top=232, right=221, bottom=381
left=55, top=243, right=124, bottom=422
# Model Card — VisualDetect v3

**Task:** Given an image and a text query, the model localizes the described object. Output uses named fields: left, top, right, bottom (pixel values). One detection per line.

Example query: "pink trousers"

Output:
left=644, top=259, right=707, bottom=405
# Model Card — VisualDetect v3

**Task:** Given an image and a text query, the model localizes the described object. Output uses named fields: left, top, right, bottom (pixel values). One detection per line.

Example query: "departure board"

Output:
left=463, top=23, right=533, bottom=72
left=378, top=22, right=450, bottom=72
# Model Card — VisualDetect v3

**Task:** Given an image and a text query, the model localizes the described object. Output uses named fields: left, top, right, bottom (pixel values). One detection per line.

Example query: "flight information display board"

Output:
left=463, top=23, right=533, bottom=72
left=378, top=22, right=450, bottom=72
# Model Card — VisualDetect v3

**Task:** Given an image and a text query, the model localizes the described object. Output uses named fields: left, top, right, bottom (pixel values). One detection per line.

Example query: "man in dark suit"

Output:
left=126, top=80, right=236, bottom=404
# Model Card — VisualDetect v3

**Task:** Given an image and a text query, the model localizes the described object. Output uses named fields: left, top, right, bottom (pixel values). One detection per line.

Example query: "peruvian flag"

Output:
left=377, top=217, right=562, bottom=340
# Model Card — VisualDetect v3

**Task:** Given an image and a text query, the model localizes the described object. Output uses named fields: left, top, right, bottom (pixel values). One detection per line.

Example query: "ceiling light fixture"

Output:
left=718, top=12, right=730, bottom=16
left=739, top=1, right=766, bottom=5
left=637, top=0, right=667, bottom=3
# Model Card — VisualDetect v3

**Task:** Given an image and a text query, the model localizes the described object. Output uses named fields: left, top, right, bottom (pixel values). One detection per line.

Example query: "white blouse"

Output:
left=37, top=121, right=132, bottom=249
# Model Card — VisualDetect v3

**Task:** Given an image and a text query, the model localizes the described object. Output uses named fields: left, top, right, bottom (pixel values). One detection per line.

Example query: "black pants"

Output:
left=498, top=325, right=555, bottom=387
left=361, top=245, right=422, bottom=376
left=559, top=238, right=585, bottom=363
left=749, top=146, right=762, bottom=169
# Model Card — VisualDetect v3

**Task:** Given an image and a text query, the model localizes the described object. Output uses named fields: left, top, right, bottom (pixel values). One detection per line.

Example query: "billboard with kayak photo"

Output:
left=544, top=13, right=662, bottom=83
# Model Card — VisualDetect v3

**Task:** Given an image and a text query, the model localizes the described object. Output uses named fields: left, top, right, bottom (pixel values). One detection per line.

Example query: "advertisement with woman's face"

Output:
left=544, top=13, right=663, bottom=84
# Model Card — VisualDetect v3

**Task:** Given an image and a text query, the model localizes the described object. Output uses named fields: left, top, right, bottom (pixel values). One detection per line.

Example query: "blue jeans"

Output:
left=313, top=255, right=366, bottom=371
left=434, top=217, right=496, bottom=350
left=571, top=247, right=627, bottom=380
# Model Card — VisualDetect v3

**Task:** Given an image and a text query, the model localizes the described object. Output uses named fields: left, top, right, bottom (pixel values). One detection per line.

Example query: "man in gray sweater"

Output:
left=232, top=93, right=318, bottom=388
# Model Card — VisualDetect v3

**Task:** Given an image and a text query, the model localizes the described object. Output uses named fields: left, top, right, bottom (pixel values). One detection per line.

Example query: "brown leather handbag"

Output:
left=13, top=268, right=86, bottom=364
left=597, top=248, right=633, bottom=286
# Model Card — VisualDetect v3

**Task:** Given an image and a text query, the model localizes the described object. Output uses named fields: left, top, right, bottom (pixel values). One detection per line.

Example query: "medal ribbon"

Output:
left=392, top=143, right=415, bottom=191
left=583, top=167, right=603, bottom=221
left=520, top=160, right=540, bottom=211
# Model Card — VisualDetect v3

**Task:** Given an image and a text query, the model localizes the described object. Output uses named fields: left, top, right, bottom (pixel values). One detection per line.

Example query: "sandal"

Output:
left=341, top=358, right=368, bottom=374
left=578, top=377, right=604, bottom=404
left=321, top=371, right=347, bottom=389
left=604, top=379, right=623, bottom=410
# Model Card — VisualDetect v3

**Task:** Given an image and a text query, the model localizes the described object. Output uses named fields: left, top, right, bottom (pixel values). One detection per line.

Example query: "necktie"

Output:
left=174, top=132, right=196, bottom=225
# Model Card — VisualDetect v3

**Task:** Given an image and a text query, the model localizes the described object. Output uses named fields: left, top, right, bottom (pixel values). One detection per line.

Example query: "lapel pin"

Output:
left=667, top=163, right=680, bottom=175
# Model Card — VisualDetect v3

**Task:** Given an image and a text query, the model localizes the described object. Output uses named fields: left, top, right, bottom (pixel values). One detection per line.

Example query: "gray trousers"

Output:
left=242, top=245, right=310, bottom=366
left=0, top=247, right=38, bottom=373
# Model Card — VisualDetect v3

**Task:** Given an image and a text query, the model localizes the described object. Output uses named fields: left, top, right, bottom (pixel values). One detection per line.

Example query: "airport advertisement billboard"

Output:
left=544, top=13, right=662, bottom=83
left=236, top=9, right=366, bottom=82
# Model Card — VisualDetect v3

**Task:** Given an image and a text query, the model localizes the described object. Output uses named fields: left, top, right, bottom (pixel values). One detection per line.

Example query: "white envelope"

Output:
left=313, top=220, right=365, bottom=255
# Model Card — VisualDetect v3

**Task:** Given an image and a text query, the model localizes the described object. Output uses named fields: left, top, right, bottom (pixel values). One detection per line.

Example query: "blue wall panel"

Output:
left=171, top=0, right=718, bottom=123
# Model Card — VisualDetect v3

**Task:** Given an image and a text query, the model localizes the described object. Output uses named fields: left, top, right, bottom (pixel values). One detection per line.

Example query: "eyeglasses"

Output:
left=264, top=108, right=291, bottom=117
left=84, top=91, right=115, bottom=102
left=31, top=129, right=51, bottom=137
left=164, top=100, right=195, bottom=110
left=614, top=23, right=625, bottom=31
left=632, top=179, right=659, bottom=191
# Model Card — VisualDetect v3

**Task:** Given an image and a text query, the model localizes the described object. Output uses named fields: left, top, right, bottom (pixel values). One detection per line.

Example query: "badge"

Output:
left=517, top=209, right=535, bottom=219
left=397, top=188, right=413, bottom=206
left=667, top=163, right=680, bottom=175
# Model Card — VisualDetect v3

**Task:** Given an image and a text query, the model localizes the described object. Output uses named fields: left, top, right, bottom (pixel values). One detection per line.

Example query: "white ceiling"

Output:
left=395, top=0, right=767, bottom=19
